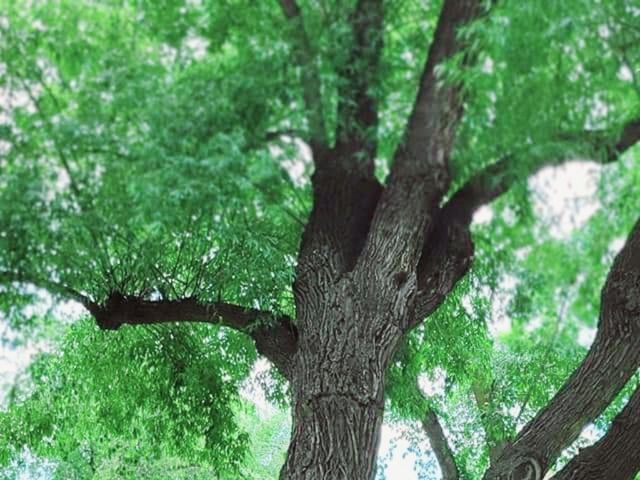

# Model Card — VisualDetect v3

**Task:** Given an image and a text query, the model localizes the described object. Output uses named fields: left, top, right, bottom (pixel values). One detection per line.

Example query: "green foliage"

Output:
left=0, top=319, right=255, bottom=478
left=0, top=0, right=304, bottom=312
left=1, top=0, right=639, bottom=478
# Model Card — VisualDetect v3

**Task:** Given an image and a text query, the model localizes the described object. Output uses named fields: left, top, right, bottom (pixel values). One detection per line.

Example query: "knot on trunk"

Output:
left=490, top=454, right=542, bottom=480
left=485, top=451, right=543, bottom=480
left=509, top=456, right=542, bottom=480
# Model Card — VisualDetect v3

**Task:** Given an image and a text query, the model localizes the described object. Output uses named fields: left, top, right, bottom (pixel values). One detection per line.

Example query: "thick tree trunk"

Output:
left=279, top=276, right=405, bottom=480
left=281, top=381, right=384, bottom=480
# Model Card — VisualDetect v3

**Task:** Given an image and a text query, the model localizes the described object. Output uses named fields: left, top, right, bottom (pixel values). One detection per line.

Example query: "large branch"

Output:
left=355, top=0, right=482, bottom=286
left=278, top=0, right=327, bottom=150
left=422, top=408, right=460, bottom=480
left=412, top=115, right=640, bottom=326
left=445, top=117, right=640, bottom=225
left=413, top=213, right=474, bottom=323
left=397, top=0, right=481, bottom=179
left=0, top=272, right=298, bottom=377
left=89, top=292, right=298, bottom=378
left=334, top=0, right=384, bottom=163
left=549, top=384, right=640, bottom=480
left=483, top=218, right=640, bottom=480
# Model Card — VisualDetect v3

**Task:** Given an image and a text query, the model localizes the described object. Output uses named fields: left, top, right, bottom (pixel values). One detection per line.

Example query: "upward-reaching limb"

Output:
left=412, top=115, right=640, bottom=327
left=355, top=0, right=483, bottom=299
left=483, top=218, right=640, bottom=480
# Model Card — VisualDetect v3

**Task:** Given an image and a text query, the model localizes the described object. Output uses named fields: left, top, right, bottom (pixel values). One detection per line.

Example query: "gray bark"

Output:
left=280, top=276, right=404, bottom=479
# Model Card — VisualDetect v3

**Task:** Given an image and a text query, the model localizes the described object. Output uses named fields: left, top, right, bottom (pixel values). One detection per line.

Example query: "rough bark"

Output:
left=550, top=384, right=640, bottom=480
left=413, top=208, right=474, bottom=325
left=422, top=408, right=460, bottom=480
left=483, top=219, right=640, bottom=480
left=355, top=0, right=482, bottom=337
left=281, top=275, right=405, bottom=479
left=279, top=2, right=483, bottom=478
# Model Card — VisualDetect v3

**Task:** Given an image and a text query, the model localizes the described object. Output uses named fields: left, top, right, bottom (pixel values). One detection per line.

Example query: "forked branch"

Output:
left=413, top=115, right=640, bottom=326
left=357, top=0, right=482, bottom=281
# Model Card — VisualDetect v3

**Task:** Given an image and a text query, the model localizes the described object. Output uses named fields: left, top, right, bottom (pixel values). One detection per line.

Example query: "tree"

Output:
left=0, top=0, right=639, bottom=479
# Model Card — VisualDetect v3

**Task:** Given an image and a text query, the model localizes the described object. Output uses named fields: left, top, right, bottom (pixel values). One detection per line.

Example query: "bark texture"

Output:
left=281, top=277, right=404, bottom=479
left=278, top=1, right=483, bottom=477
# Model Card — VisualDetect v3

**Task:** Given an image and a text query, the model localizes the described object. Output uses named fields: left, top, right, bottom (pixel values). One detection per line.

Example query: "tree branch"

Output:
left=334, top=0, right=384, bottom=163
left=413, top=214, right=474, bottom=323
left=445, top=116, right=640, bottom=225
left=90, top=292, right=298, bottom=378
left=422, top=408, right=460, bottom=480
left=549, top=384, right=640, bottom=480
left=355, top=0, right=483, bottom=285
left=483, top=218, right=640, bottom=480
left=395, top=0, right=481, bottom=180
left=412, top=115, right=640, bottom=326
left=0, top=271, right=297, bottom=377
left=278, top=0, right=327, bottom=150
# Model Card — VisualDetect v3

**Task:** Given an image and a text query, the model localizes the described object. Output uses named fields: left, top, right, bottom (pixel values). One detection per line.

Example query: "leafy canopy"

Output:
left=0, top=0, right=639, bottom=478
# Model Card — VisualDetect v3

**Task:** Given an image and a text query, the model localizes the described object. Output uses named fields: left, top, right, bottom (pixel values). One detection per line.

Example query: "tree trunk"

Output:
left=281, top=382, right=384, bottom=480
left=280, top=276, right=405, bottom=480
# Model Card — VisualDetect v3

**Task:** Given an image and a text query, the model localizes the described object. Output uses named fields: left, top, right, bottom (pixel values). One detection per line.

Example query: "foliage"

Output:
left=0, top=0, right=639, bottom=478
left=0, top=319, right=255, bottom=478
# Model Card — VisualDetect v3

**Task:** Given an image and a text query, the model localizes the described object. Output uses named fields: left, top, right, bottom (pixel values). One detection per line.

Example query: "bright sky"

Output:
left=0, top=160, right=605, bottom=479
